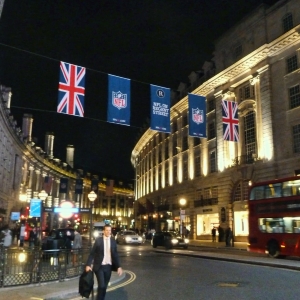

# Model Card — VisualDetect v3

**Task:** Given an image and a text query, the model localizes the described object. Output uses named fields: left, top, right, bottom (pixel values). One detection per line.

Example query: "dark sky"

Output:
left=0, top=0, right=279, bottom=182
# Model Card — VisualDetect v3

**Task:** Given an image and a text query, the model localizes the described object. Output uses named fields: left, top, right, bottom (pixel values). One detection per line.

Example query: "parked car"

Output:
left=152, top=231, right=189, bottom=249
left=42, top=228, right=75, bottom=250
left=115, top=230, right=143, bottom=244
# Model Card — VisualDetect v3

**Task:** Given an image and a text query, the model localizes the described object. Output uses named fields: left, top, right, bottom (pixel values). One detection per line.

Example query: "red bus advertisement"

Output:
left=248, top=176, right=300, bottom=258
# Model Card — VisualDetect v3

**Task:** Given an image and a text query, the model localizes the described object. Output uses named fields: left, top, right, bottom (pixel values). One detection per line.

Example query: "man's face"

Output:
left=103, top=226, right=111, bottom=237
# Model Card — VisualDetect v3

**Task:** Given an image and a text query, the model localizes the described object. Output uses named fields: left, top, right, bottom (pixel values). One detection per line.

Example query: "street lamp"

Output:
left=88, top=191, right=97, bottom=247
left=179, top=198, right=186, bottom=236
left=19, top=193, right=27, bottom=202
left=38, top=190, right=48, bottom=244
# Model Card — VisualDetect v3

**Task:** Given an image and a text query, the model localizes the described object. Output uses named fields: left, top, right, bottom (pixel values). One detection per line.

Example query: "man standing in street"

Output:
left=86, top=224, right=123, bottom=300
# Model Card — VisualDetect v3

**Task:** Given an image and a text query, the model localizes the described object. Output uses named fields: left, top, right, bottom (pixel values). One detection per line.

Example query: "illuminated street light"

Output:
left=38, top=190, right=48, bottom=245
left=19, top=193, right=27, bottom=202
left=18, top=252, right=27, bottom=263
left=38, top=190, right=48, bottom=203
left=88, top=191, right=97, bottom=247
left=179, top=198, right=186, bottom=236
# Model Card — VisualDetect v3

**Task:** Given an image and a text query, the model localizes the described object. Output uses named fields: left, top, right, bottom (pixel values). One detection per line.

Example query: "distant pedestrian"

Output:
left=72, top=229, right=82, bottom=265
left=1, top=225, right=12, bottom=247
left=211, top=227, right=216, bottom=242
left=218, top=226, right=224, bottom=242
left=225, top=227, right=232, bottom=247
left=19, top=224, right=25, bottom=247
left=11, top=226, right=16, bottom=244
left=29, top=228, right=38, bottom=248
left=185, top=227, right=190, bottom=238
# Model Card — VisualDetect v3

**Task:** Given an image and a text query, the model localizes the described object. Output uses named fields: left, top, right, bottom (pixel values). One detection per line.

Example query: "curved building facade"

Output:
left=132, top=0, right=300, bottom=241
left=0, top=86, right=133, bottom=230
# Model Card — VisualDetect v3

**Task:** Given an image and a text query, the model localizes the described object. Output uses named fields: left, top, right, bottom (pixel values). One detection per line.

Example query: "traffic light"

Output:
left=74, top=214, right=81, bottom=223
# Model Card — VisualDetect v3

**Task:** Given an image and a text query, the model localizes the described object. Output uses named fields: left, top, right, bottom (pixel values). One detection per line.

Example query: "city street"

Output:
left=67, top=242, right=300, bottom=300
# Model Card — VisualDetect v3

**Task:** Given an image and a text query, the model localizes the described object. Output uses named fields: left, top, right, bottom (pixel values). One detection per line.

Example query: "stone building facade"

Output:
left=131, top=0, right=300, bottom=241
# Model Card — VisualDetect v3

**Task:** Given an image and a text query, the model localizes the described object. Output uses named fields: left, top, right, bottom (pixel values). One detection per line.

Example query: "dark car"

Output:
left=152, top=231, right=189, bottom=250
left=42, top=228, right=75, bottom=250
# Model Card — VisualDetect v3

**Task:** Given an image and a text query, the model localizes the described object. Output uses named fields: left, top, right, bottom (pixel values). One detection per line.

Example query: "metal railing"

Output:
left=0, top=246, right=90, bottom=288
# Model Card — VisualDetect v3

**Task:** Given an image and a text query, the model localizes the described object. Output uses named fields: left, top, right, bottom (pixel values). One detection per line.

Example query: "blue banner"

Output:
left=59, top=177, right=69, bottom=194
left=91, top=179, right=99, bottom=193
left=188, top=94, right=206, bottom=138
left=30, top=199, right=42, bottom=217
left=75, top=179, right=83, bottom=194
left=150, top=85, right=171, bottom=133
left=107, top=74, right=131, bottom=126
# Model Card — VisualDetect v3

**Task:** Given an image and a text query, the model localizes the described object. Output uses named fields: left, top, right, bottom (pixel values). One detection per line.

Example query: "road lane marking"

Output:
left=107, top=270, right=136, bottom=291
left=68, top=270, right=136, bottom=299
left=218, top=282, right=239, bottom=287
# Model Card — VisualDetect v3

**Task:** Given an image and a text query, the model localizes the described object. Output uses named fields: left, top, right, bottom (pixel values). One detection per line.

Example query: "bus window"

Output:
left=250, top=186, right=264, bottom=200
left=258, top=218, right=284, bottom=233
left=265, top=183, right=281, bottom=198
left=282, top=182, right=292, bottom=196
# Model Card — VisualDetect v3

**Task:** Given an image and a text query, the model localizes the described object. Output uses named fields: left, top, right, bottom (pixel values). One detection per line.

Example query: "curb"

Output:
left=153, top=249, right=300, bottom=272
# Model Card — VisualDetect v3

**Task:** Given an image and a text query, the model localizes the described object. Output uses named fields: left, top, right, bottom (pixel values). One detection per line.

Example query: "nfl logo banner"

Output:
left=91, top=179, right=99, bottom=193
left=59, top=177, right=69, bottom=194
left=57, top=61, right=86, bottom=117
left=119, top=199, right=125, bottom=208
left=110, top=198, right=116, bottom=209
left=75, top=179, right=83, bottom=194
left=102, top=199, right=107, bottom=209
left=188, top=94, right=206, bottom=138
left=150, top=85, right=171, bottom=133
left=107, top=74, right=131, bottom=126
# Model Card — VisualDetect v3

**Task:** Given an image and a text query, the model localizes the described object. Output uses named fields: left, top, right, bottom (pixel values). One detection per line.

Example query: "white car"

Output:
left=115, top=230, right=143, bottom=244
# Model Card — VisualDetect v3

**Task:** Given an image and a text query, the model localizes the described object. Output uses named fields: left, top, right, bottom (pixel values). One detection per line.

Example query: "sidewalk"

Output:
left=188, top=239, right=248, bottom=250
left=0, top=271, right=125, bottom=300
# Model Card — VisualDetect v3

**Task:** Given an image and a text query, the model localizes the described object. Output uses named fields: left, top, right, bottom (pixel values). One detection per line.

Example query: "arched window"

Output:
left=244, top=111, right=257, bottom=161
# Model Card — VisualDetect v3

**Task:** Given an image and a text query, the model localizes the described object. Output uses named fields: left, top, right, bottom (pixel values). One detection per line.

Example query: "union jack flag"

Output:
left=222, top=99, right=239, bottom=142
left=57, top=61, right=86, bottom=117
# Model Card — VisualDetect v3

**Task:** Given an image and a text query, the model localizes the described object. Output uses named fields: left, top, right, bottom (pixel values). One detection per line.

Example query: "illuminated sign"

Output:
left=54, top=201, right=76, bottom=219
left=11, top=212, right=20, bottom=221
left=30, top=199, right=42, bottom=217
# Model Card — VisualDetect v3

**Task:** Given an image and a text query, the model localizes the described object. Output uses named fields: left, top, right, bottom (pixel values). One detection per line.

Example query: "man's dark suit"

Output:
left=86, top=236, right=121, bottom=300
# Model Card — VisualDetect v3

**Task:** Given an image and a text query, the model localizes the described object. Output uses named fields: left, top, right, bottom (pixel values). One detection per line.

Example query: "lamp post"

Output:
left=179, top=198, right=186, bottom=237
left=38, top=190, right=48, bottom=244
left=88, top=191, right=97, bottom=247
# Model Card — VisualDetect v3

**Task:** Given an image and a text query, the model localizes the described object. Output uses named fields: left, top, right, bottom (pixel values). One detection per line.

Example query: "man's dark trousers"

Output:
left=95, top=264, right=112, bottom=300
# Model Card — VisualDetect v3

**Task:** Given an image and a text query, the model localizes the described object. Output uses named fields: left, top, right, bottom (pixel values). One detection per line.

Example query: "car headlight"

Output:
left=171, top=238, right=179, bottom=244
left=93, top=231, right=99, bottom=238
left=138, top=236, right=142, bottom=242
left=125, top=237, right=131, bottom=242
left=184, top=239, right=189, bottom=243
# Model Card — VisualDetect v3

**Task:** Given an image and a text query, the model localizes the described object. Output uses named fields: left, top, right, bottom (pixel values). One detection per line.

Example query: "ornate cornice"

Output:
left=132, top=28, right=300, bottom=159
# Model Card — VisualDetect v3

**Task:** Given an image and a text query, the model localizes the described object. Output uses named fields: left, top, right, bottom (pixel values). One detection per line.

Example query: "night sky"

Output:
left=0, top=0, right=279, bottom=182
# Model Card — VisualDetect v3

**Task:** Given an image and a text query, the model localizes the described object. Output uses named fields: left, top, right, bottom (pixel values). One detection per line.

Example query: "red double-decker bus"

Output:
left=248, top=176, right=300, bottom=258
